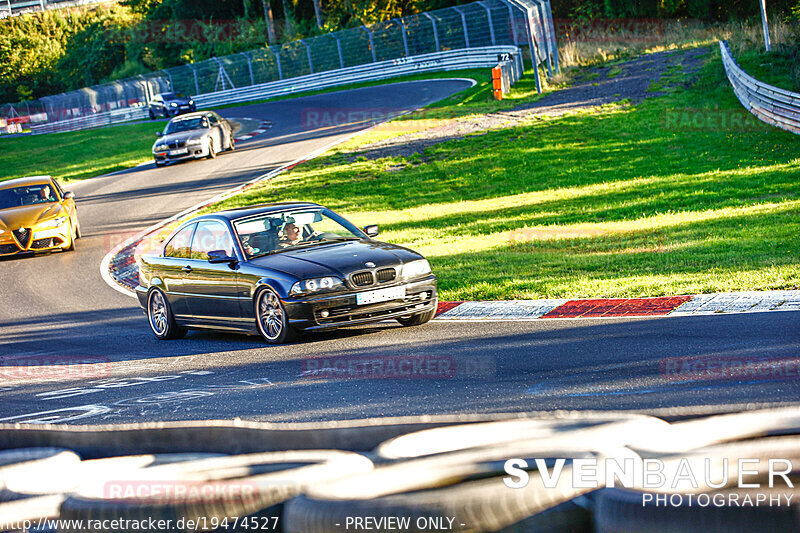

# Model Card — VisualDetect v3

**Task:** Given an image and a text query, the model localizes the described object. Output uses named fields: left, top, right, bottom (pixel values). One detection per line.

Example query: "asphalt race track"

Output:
left=1, top=79, right=799, bottom=425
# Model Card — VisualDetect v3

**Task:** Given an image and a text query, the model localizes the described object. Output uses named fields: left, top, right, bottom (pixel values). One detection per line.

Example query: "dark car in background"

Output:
left=152, top=111, right=235, bottom=167
left=149, top=92, right=197, bottom=119
left=136, top=203, right=438, bottom=344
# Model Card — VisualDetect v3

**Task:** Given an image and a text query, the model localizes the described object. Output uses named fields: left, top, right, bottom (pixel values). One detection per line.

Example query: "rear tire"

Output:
left=147, top=288, right=187, bottom=340
left=396, top=297, right=437, bottom=326
left=148, top=109, right=155, bottom=120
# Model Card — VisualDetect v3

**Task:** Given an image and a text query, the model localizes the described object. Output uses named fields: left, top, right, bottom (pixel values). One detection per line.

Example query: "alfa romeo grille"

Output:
left=12, top=228, right=30, bottom=248
left=376, top=268, right=396, bottom=283
left=351, top=271, right=374, bottom=287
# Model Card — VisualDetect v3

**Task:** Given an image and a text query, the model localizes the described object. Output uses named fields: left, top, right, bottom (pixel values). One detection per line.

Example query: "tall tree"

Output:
left=261, top=0, right=276, bottom=43
left=312, top=0, right=323, bottom=29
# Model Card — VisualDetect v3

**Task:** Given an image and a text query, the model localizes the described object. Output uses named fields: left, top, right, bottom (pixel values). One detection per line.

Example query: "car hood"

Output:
left=247, top=240, right=424, bottom=279
left=154, top=131, right=207, bottom=146
left=0, top=203, right=63, bottom=230
left=165, top=97, right=193, bottom=105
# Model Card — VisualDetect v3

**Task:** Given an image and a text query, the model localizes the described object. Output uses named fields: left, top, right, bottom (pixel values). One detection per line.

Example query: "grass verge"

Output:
left=207, top=45, right=800, bottom=301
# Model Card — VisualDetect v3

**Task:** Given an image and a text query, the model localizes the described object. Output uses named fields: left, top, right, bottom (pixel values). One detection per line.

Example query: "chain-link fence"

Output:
left=0, top=0, right=556, bottom=134
left=0, top=0, right=112, bottom=18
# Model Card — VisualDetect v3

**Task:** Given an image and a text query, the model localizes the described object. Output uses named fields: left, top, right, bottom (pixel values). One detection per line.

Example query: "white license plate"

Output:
left=169, top=149, right=188, bottom=156
left=356, top=286, right=405, bottom=305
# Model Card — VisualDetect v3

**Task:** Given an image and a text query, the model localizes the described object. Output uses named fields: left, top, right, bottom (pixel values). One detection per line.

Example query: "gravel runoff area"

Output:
left=353, top=47, right=709, bottom=160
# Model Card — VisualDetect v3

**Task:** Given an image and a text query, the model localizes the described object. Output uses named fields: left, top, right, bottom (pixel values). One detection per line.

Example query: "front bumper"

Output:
left=153, top=144, right=206, bottom=163
left=0, top=225, right=70, bottom=256
left=284, top=276, right=437, bottom=331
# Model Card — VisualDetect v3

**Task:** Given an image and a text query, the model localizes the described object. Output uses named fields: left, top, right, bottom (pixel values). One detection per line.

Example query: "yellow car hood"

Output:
left=0, top=203, right=63, bottom=230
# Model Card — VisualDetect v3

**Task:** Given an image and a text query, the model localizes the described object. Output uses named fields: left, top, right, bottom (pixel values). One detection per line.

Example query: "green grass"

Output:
left=0, top=120, right=168, bottom=182
left=209, top=46, right=800, bottom=301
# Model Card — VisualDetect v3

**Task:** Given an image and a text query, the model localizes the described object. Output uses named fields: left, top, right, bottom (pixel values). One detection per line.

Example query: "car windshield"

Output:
left=165, top=117, right=204, bottom=134
left=160, top=92, right=177, bottom=100
left=233, top=208, right=364, bottom=258
left=0, top=184, right=57, bottom=209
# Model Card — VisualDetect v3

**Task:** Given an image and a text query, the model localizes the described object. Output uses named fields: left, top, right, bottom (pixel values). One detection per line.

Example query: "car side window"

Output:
left=208, top=115, right=219, bottom=126
left=190, top=220, right=235, bottom=260
left=164, top=223, right=196, bottom=258
left=51, top=180, right=65, bottom=200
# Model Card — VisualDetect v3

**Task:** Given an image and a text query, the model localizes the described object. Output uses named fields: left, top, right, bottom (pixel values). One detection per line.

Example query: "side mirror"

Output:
left=364, top=225, right=379, bottom=237
left=63, top=191, right=75, bottom=199
left=208, top=250, right=238, bottom=266
left=155, top=131, right=163, bottom=137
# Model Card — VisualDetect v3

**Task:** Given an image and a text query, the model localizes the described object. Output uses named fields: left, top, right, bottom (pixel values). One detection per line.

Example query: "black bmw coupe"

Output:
left=136, top=203, right=438, bottom=343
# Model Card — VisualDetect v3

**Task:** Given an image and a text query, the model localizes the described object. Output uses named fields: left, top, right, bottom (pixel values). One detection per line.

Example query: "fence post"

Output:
left=301, top=39, right=314, bottom=73
left=271, top=46, right=283, bottom=79
left=477, top=1, right=496, bottom=45
left=331, top=33, right=345, bottom=68
left=162, top=70, right=174, bottom=92
left=422, top=13, right=440, bottom=52
left=188, top=64, right=201, bottom=95
left=241, top=52, right=255, bottom=86
left=399, top=19, right=410, bottom=57
left=532, top=0, right=553, bottom=76
left=363, top=26, right=377, bottom=62
left=501, top=0, right=540, bottom=93
left=453, top=6, right=470, bottom=48
left=543, top=0, right=559, bottom=72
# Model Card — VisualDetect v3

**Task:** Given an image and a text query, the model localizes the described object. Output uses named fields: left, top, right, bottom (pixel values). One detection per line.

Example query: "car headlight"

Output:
left=39, top=216, right=68, bottom=229
left=187, top=139, right=202, bottom=146
left=400, top=259, right=431, bottom=280
left=189, top=100, right=194, bottom=105
left=170, top=102, right=178, bottom=107
left=155, top=144, right=168, bottom=151
left=290, top=277, right=344, bottom=296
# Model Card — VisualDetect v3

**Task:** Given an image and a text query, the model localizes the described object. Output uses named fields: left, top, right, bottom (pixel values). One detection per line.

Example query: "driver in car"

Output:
left=35, top=185, right=55, bottom=204
left=279, top=221, right=302, bottom=247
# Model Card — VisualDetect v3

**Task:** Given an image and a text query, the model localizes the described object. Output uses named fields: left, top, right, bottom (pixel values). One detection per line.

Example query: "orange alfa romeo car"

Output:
left=0, top=176, right=81, bottom=256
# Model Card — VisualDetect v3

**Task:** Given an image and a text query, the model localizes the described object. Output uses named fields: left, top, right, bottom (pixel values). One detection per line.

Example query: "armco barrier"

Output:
left=29, top=46, right=522, bottom=134
left=194, top=46, right=523, bottom=109
left=720, top=40, right=800, bottom=135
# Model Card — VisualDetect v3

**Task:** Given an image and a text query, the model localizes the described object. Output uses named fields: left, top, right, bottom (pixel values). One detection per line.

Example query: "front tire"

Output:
left=207, top=139, right=216, bottom=159
left=149, top=109, right=156, bottom=120
left=63, top=221, right=76, bottom=251
left=396, top=297, right=437, bottom=327
left=255, top=288, right=294, bottom=344
left=147, top=288, right=187, bottom=340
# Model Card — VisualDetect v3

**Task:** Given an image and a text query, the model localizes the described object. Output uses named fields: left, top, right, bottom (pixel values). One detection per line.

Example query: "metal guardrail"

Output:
left=720, top=40, right=800, bottom=135
left=2, top=0, right=555, bottom=134
left=28, top=46, right=523, bottom=134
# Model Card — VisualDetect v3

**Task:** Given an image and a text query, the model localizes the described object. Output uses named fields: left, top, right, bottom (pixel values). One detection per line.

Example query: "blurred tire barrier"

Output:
left=720, top=40, right=800, bottom=135
left=0, top=408, right=798, bottom=531
left=60, top=451, right=373, bottom=532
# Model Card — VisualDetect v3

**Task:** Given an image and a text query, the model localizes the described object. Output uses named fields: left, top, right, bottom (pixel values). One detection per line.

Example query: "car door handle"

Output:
left=182, top=265, right=193, bottom=273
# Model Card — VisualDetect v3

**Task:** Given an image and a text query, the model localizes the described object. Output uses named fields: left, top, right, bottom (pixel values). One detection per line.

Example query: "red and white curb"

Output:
left=434, top=291, right=800, bottom=320
left=232, top=119, right=273, bottom=142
